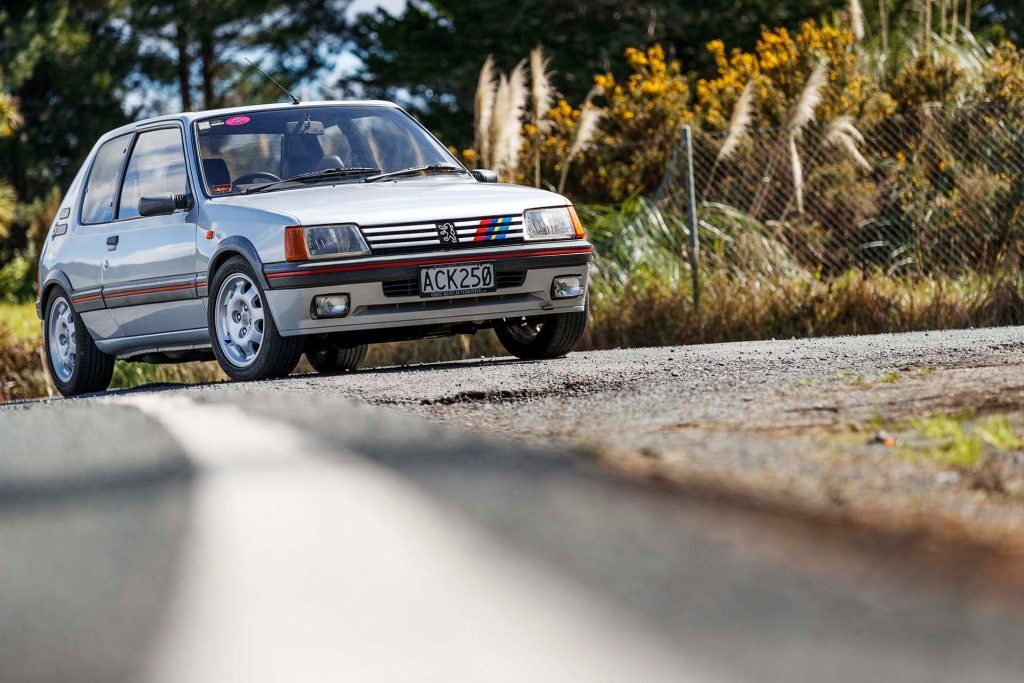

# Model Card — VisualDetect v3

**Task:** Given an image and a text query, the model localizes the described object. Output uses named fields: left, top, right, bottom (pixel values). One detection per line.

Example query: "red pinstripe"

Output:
left=265, top=246, right=593, bottom=280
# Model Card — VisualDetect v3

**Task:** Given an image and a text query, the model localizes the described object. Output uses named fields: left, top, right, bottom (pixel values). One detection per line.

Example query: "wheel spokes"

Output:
left=215, top=273, right=266, bottom=368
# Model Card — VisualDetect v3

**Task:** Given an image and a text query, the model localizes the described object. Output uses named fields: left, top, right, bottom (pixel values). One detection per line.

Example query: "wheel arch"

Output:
left=207, top=236, right=270, bottom=291
left=39, top=270, right=75, bottom=318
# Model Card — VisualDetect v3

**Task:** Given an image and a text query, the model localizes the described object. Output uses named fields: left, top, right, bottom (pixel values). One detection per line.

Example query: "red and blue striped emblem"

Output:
left=473, top=216, right=514, bottom=242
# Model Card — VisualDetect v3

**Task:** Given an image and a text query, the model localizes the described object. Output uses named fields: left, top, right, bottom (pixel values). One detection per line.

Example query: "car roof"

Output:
left=100, top=99, right=401, bottom=140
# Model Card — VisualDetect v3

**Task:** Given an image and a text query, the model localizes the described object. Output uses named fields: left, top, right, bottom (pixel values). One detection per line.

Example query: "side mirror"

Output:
left=139, top=193, right=193, bottom=217
left=471, top=169, right=498, bottom=183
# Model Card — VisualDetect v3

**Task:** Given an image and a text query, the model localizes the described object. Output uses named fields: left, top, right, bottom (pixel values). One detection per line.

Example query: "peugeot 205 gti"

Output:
left=37, top=101, right=592, bottom=396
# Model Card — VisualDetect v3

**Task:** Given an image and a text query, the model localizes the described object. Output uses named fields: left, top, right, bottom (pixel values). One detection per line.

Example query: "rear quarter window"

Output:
left=80, top=133, right=132, bottom=225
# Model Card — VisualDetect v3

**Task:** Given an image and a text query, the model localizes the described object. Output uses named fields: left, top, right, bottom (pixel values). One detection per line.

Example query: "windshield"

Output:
left=194, top=105, right=460, bottom=195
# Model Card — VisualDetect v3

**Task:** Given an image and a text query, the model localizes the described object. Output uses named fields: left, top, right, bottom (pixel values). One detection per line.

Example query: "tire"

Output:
left=208, top=256, right=302, bottom=381
left=306, top=339, right=368, bottom=374
left=43, top=287, right=115, bottom=397
left=495, top=308, right=588, bottom=360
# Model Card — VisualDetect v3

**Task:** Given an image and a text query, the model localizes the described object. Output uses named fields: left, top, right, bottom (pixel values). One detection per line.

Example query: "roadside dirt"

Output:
left=385, top=343, right=1024, bottom=564
left=572, top=361, right=1024, bottom=561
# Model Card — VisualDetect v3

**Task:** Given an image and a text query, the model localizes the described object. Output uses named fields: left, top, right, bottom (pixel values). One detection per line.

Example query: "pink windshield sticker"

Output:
left=225, top=116, right=250, bottom=126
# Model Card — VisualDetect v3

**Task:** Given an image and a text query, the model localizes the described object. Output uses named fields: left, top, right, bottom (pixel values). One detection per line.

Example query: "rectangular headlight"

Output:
left=524, top=207, right=576, bottom=241
left=304, top=224, right=370, bottom=259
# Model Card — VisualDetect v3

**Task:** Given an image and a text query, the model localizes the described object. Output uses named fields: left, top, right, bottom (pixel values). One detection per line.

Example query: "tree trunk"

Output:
left=924, top=0, right=932, bottom=56
left=200, top=32, right=216, bottom=109
left=175, top=26, right=191, bottom=111
left=880, top=0, right=888, bottom=67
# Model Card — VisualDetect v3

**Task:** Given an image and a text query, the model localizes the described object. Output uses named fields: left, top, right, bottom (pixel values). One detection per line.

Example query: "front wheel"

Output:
left=208, top=256, right=302, bottom=382
left=306, top=339, right=368, bottom=374
left=494, top=309, right=588, bottom=360
left=43, top=288, right=115, bottom=396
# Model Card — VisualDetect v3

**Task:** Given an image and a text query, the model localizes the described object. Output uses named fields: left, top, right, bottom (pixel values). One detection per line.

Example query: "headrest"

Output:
left=203, top=158, right=231, bottom=187
left=316, top=155, right=345, bottom=171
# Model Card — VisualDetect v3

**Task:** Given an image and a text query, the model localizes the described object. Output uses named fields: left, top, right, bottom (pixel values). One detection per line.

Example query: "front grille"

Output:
left=382, top=270, right=527, bottom=298
left=496, top=271, right=527, bottom=288
left=381, top=279, right=420, bottom=297
left=362, top=214, right=524, bottom=254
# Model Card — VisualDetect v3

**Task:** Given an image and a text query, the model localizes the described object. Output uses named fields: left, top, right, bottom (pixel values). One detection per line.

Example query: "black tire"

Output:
left=306, top=339, right=368, bottom=374
left=208, top=256, right=303, bottom=381
left=43, top=287, right=115, bottom=397
left=494, top=308, right=588, bottom=360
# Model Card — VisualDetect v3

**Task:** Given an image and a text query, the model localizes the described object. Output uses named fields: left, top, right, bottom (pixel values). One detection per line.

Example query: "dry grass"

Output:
left=585, top=268, right=1024, bottom=349
left=4, top=266, right=1024, bottom=401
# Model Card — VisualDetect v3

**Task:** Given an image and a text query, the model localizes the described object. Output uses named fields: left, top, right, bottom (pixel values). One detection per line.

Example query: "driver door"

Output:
left=102, top=125, right=203, bottom=338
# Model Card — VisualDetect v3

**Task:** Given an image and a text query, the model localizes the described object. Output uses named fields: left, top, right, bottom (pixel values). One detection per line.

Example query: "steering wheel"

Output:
left=233, top=172, right=282, bottom=189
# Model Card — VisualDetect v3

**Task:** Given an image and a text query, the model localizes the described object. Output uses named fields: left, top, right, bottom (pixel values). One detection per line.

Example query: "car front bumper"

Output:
left=261, top=243, right=593, bottom=336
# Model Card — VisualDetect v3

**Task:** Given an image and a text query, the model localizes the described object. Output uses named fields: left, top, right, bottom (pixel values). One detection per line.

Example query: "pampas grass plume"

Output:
left=717, top=80, right=755, bottom=161
left=473, top=56, right=496, bottom=168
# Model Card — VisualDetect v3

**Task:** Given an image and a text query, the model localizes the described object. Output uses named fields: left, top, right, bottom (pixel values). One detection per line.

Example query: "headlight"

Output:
left=285, top=224, right=370, bottom=261
left=524, top=207, right=585, bottom=241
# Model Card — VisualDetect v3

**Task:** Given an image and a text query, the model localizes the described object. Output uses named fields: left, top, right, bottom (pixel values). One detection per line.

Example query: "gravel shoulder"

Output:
left=204, top=326, right=1024, bottom=554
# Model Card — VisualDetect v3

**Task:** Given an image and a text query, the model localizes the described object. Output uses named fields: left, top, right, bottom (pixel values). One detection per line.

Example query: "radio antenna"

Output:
left=245, top=57, right=300, bottom=105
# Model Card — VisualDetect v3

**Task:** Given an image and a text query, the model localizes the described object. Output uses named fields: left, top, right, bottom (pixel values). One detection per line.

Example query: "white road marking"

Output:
left=111, top=394, right=728, bottom=683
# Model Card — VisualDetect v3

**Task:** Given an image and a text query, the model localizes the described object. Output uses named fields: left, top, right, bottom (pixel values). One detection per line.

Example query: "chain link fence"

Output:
left=655, top=104, right=1024, bottom=278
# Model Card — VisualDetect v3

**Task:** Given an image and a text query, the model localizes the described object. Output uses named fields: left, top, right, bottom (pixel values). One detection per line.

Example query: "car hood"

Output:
left=207, top=177, right=570, bottom=226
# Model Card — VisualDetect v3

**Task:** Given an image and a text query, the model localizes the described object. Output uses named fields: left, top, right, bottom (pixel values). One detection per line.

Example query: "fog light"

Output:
left=552, top=275, right=584, bottom=299
left=312, top=294, right=350, bottom=319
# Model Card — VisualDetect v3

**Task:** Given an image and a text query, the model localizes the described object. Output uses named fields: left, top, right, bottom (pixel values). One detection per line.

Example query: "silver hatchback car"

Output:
left=37, top=101, right=592, bottom=396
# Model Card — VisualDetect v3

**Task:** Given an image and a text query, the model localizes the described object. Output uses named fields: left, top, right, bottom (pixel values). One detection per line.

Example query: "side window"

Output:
left=118, top=128, right=189, bottom=220
left=80, top=134, right=131, bottom=225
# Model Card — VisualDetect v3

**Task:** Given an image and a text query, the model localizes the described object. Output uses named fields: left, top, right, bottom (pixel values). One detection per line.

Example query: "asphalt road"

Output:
left=4, top=327, right=1024, bottom=682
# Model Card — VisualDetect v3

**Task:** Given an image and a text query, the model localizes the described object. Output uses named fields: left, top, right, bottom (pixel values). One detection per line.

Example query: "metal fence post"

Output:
left=681, top=125, right=702, bottom=312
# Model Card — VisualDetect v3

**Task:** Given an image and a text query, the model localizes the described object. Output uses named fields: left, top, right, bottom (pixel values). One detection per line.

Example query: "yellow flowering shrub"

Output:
left=982, top=42, right=1024, bottom=105
left=537, top=45, right=694, bottom=201
left=891, top=55, right=966, bottom=110
left=697, top=21, right=895, bottom=131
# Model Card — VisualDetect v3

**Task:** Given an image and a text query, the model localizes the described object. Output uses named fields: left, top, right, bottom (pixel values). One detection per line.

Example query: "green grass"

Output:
left=898, top=414, right=1024, bottom=468
left=906, top=414, right=985, bottom=467
left=880, top=370, right=901, bottom=384
left=0, top=302, right=226, bottom=399
left=0, top=302, right=39, bottom=341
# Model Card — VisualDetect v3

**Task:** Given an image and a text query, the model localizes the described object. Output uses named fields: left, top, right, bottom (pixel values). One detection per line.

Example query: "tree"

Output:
left=347, top=0, right=844, bottom=146
left=0, top=1, right=138, bottom=201
left=125, top=0, right=352, bottom=111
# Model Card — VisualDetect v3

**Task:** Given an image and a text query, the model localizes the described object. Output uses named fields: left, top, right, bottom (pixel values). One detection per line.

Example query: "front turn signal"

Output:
left=568, top=205, right=585, bottom=238
left=284, top=225, right=308, bottom=261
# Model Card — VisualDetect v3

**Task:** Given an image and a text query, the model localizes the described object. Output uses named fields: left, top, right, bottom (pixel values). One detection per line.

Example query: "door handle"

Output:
left=106, top=235, right=119, bottom=251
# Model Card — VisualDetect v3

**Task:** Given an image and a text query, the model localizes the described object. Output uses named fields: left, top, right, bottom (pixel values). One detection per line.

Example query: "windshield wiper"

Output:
left=364, top=164, right=468, bottom=183
left=243, top=167, right=381, bottom=194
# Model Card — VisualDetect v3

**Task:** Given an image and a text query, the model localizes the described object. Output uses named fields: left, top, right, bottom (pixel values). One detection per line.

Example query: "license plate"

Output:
left=419, top=262, right=496, bottom=298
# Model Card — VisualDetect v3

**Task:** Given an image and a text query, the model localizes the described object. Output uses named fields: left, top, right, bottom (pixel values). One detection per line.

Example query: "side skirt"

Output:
left=95, top=328, right=211, bottom=359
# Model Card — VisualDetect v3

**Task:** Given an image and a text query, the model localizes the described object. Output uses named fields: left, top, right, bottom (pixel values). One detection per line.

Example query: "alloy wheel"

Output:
left=214, top=273, right=266, bottom=368
left=47, top=296, right=77, bottom=382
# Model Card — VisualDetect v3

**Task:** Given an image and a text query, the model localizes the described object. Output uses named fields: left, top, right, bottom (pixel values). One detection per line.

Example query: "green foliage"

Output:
left=349, top=0, right=845, bottom=146
left=0, top=244, right=37, bottom=304
left=0, top=1, right=136, bottom=201
left=125, top=0, right=348, bottom=111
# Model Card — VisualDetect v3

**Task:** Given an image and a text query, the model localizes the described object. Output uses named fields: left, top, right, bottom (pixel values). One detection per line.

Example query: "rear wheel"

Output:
left=306, top=338, right=368, bottom=375
left=209, top=256, right=302, bottom=381
left=44, top=287, right=115, bottom=396
left=495, top=308, right=588, bottom=360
